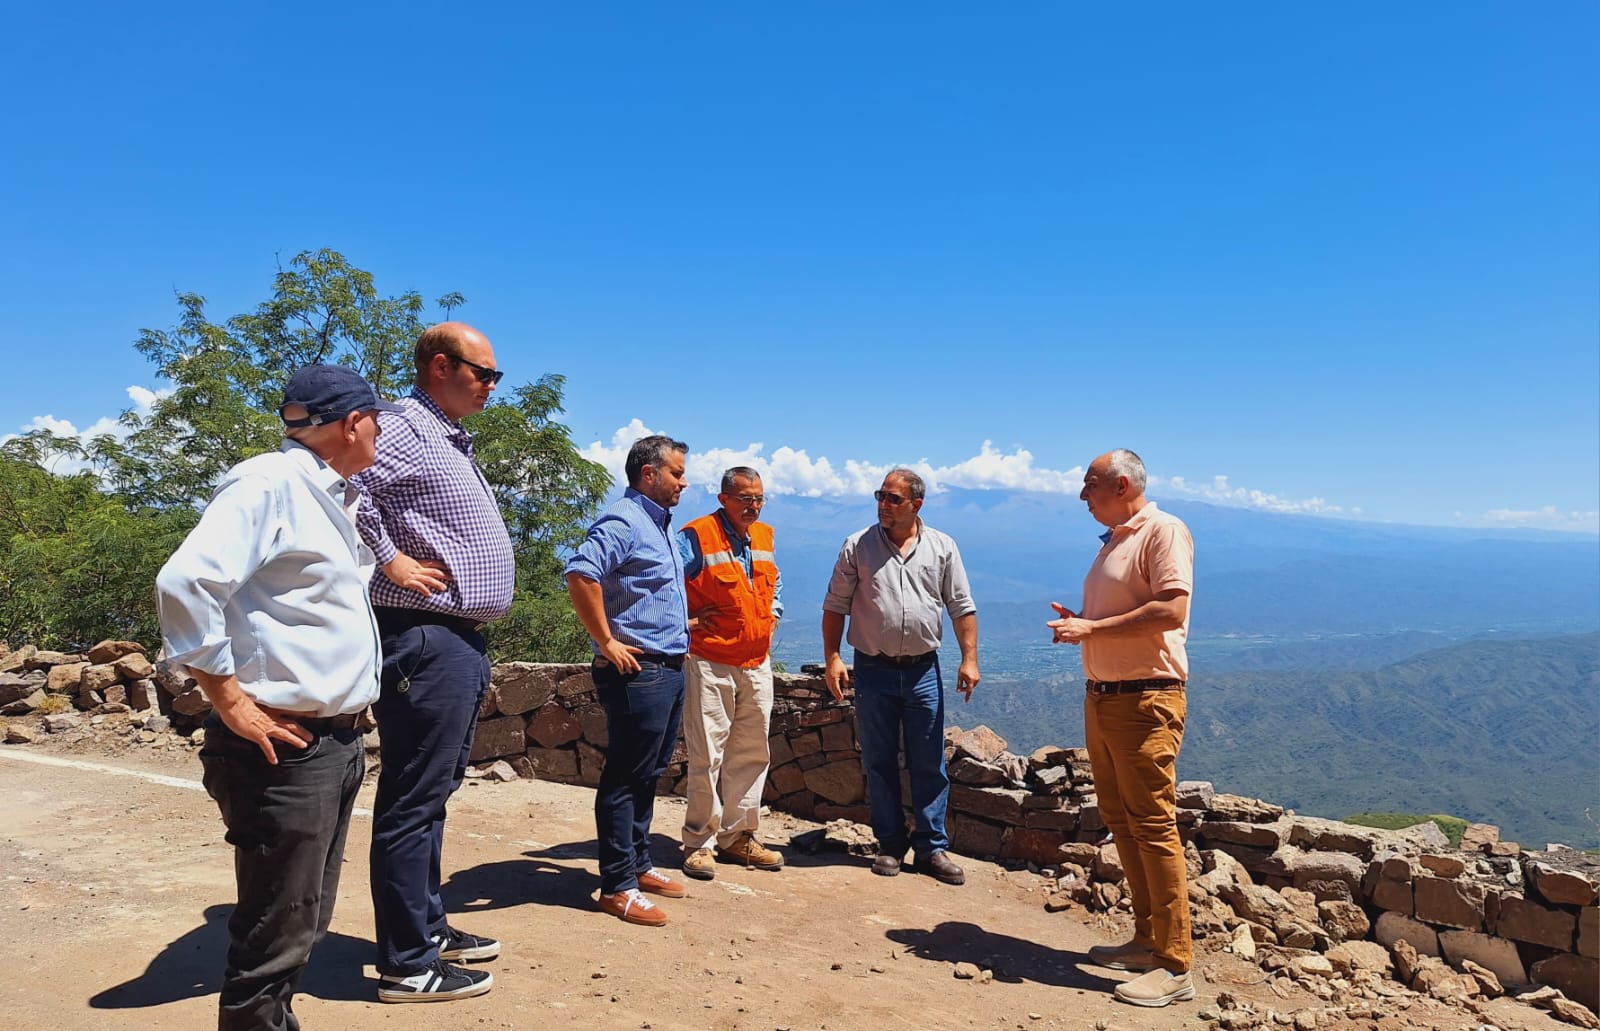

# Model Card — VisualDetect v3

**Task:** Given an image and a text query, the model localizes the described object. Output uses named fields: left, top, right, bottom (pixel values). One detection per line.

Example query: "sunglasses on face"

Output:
left=450, top=355, right=505, bottom=385
left=727, top=494, right=766, bottom=507
left=874, top=490, right=911, bottom=506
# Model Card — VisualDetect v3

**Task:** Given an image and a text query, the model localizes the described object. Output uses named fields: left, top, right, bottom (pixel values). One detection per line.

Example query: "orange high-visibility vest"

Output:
left=682, top=513, right=778, bottom=668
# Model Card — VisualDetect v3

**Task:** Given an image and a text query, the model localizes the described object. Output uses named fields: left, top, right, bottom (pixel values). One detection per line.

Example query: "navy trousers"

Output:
left=369, top=610, right=491, bottom=976
left=200, top=716, right=365, bottom=1031
left=593, top=658, right=686, bottom=895
left=853, top=651, right=951, bottom=857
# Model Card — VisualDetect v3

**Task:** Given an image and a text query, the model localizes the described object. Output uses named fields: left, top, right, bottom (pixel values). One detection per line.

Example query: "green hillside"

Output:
left=962, top=633, right=1600, bottom=849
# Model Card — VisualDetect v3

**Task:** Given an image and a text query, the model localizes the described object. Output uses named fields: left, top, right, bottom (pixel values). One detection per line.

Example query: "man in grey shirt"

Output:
left=822, top=467, right=979, bottom=885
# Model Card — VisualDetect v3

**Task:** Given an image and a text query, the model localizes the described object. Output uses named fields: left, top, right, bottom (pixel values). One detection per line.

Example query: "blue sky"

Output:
left=3, top=3, right=1596, bottom=531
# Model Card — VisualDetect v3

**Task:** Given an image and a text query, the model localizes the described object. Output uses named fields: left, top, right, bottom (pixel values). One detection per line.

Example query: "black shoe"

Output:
left=915, top=850, right=966, bottom=885
left=871, top=854, right=902, bottom=877
left=433, top=926, right=500, bottom=962
left=377, top=959, right=494, bottom=1003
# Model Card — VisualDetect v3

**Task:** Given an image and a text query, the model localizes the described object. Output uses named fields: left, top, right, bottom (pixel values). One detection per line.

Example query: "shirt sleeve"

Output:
left=154, top=474, right=284, bottom=677
left=940, top=536, right=978, bottom=619
left=350, top=411, right=425, bottom=566
left=1145, top=519, right=1194, bottom=595
left=821, top=536, right=858, bottom=615
left=565, top=510, right=638, bottom=583
left=677, top=526, right=703, bottom=581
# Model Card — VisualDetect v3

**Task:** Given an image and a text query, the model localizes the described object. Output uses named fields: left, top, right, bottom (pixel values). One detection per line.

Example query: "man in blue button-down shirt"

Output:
left=565, top=434, right=692, bottom=927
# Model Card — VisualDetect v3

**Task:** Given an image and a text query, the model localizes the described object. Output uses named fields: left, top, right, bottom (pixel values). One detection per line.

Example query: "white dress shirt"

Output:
left=156, top=441, right=382, bottom=716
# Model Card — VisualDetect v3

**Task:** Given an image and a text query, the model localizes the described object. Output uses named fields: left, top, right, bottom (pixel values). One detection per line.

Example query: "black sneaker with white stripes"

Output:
left=433, top=926, right=501, bottom=962
left=377, top=959, right=493, bottom=1003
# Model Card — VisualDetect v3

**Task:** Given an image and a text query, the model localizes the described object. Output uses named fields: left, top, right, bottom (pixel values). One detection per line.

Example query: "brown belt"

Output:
left=1085, top=678, right=1185, bottom=695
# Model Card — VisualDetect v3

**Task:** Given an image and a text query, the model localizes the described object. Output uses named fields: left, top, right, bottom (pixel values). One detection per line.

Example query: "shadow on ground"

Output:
left=887, top=920, right=1121, bottom=991
left=89, top=904, right=373, bottom=1009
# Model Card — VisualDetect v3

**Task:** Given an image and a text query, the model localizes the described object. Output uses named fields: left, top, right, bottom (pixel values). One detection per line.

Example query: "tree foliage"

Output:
left=0, top=443, right=196, bottom=648
left=7, top=249, right=610, bottom=660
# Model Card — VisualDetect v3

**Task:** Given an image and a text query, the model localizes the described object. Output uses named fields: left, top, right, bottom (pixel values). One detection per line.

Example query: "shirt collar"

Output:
left=625, top=487, right=673, bottom=529
left=1100, top=501, right=1160, bottom=544
left=716, top=509, right=750, bottom=545
left=409, top=387, right=471, bottom=436
left=280, top=439, right=354, bottom=502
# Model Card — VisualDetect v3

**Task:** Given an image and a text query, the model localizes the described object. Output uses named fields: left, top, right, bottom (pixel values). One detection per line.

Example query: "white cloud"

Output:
left=1161, top=474, right=1356, bottom=516
left=5, top=386, right=167, bottom=475
left=578, top=426, right=1361, bottom=518
left=1475, top=506, right=1600, bottom=534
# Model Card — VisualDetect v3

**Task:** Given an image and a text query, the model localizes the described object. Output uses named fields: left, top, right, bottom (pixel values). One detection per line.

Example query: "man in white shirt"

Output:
left=156, top=365, right=399, bottom=1031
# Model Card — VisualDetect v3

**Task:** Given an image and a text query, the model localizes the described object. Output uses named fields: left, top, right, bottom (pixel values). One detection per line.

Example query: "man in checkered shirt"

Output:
left=353, top=322, right=514, bottom=1004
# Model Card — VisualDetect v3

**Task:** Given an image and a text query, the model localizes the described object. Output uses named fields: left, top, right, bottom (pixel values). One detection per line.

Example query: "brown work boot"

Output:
left=913, top=849, right=965, bottom=885
left=682, top=847, right=716, bottom=881
left=718, top=832, right=783, bottom=870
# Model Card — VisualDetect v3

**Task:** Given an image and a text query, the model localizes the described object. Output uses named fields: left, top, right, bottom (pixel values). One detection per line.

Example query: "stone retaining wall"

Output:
left=4, top=645, right=1595, bottom=1020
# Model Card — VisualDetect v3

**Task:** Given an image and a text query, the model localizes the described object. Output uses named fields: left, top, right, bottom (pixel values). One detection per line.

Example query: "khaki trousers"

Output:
left=681, top=656, right=776, bottom=850
left=1083, top=689, right=1192, bottom=973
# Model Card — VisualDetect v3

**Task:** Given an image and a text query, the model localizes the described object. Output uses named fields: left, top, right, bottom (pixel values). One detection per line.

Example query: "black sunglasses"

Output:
left=450, top=355, right=505, bottom=385
left=874, top=490, right=911, bottom=505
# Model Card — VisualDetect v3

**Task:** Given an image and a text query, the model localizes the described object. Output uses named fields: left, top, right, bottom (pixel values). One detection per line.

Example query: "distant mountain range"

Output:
left=704, top=488, right=1599, bottom=847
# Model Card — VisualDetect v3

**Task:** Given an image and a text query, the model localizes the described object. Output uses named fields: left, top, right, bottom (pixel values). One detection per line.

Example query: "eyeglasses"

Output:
left=874, top=490, right=911, bottom=506
left=450, top=355, right=505, bottom=385
left=729, top=494, right=766, bottom=507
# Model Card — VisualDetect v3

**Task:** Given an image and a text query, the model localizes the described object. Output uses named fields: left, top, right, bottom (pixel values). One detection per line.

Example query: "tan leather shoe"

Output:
left=718, top=832, right=783, bottom=870
left=599, top=889, right=667, bottom=927
left=1088, top=940, right=1158, bottom=971
left=1113, top=968, right=1194, bottom=1007
left=637, top=867, right=687, bottom=898
left=682, top=847, right=716, bottom=881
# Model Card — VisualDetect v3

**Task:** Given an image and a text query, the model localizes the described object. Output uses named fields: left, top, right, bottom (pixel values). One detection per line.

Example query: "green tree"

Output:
left=0, top=442, right=196, bottom=649
left=7, top=248, right=610, bottom=660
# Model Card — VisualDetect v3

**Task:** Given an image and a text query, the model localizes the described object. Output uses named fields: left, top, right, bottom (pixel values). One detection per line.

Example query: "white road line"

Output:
left=0, top=748, right=374, bottom=817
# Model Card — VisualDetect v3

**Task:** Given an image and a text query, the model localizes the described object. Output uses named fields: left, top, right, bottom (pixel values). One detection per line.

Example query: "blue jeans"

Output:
left=852, top=651, right=950, bottom=857
left=370, top=611, right=491, bottom=976
left=200, top=716, right=365, bottom=1031
left=593, top=658, right=686, bottom=895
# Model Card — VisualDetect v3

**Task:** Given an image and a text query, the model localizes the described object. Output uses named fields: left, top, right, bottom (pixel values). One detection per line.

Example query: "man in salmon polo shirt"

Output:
left=1048, top=448, right=1196, bottom=1009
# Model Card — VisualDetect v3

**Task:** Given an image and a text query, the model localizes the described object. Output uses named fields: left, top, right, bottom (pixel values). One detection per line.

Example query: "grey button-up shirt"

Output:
left=823, top=520, right=976, bottom=657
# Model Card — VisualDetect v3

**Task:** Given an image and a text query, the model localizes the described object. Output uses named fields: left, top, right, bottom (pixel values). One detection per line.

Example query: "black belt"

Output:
left=1086, top=678, right=1185, bottom=695
left=374, top=606, right=486, bottom=635
left=859, top=650, right=938, bottom=666
left=296, top=712, right=363, bottom=731
left=633, top=653, right=685, bottom=669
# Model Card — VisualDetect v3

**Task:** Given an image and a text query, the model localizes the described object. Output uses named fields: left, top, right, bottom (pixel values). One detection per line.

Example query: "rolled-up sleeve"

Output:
left=821, top=537, right=858, bottom=615
left=940, top=539, right=977, bottom=619
left=154, top=475, right=281, bottom=677
left=565, top=511, right=638, bottom=583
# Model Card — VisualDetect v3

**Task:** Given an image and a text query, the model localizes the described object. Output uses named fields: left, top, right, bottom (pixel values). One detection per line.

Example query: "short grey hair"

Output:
left=884, top=467, right=926, bottom=501
left=720, top=466, right=761, bottom=494
left=1104, top=449, right=1147, bottom=493
left=625, top=434, right=688, bottom=486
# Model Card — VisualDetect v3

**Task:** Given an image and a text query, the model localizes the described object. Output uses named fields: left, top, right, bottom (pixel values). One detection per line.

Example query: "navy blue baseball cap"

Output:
left=279, top=364, right=403, bottom=427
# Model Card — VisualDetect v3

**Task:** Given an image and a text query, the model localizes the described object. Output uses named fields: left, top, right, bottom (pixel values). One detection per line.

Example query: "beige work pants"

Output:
left=681, top=655, right=775, bottom=851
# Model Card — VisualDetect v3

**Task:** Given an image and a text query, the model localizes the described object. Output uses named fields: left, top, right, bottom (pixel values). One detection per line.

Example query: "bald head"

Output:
left=414, top=321, right=489, bottom=375
left=1081, top=449, right=1148, bottom=527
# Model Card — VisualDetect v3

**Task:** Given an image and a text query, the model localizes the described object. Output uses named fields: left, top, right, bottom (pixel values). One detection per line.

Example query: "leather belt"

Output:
left=860, top=650, right=938, bottom=666
left=1085, top=678, right=1185, bottom=695
left=374, top=606, right=487, bottom=635
left=260, top=706, right=363, bottom=731
left=633, top=653, right=685, bottom=669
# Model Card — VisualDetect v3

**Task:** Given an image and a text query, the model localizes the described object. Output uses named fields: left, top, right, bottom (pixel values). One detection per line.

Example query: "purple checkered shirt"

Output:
left=353, top=388, right=515, bottom=623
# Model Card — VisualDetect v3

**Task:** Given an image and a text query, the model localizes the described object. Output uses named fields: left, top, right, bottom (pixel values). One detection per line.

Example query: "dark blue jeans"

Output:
left=370, top=612, right=491, bottom=976
left=200, top=715, right=365, bottom=1031
left=593, top=658, right=685, bottom=895
left=852, top=651, right=950, bottom=857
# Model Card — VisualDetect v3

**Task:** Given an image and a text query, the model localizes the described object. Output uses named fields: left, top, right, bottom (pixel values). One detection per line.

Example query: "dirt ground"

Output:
left=0, top=735, right=1573, bottom=1031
